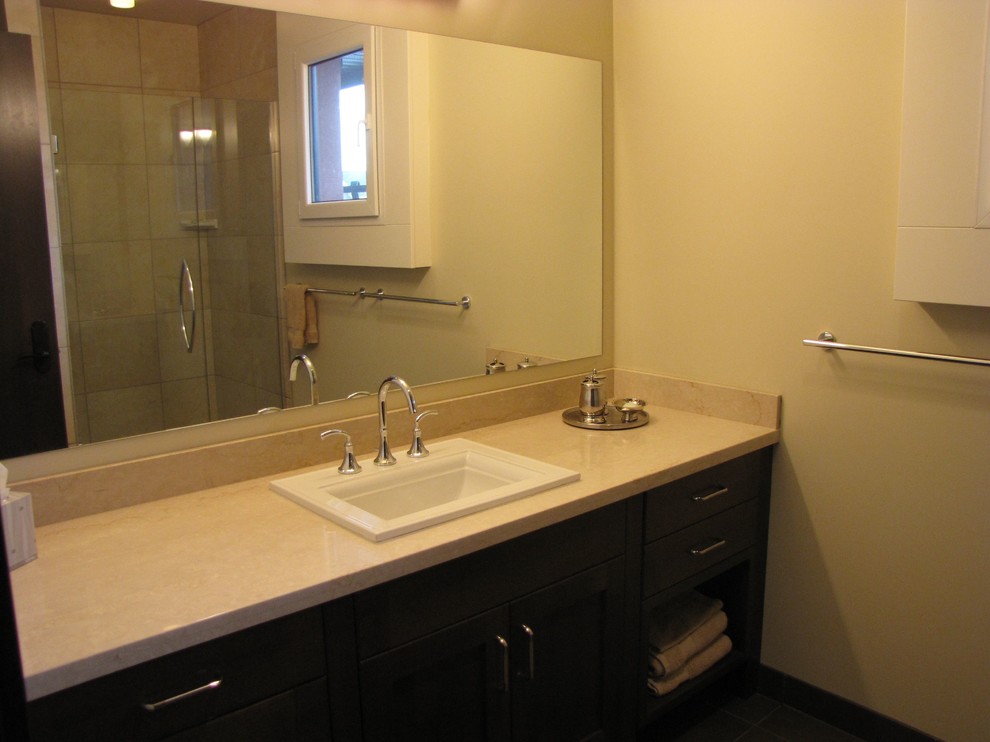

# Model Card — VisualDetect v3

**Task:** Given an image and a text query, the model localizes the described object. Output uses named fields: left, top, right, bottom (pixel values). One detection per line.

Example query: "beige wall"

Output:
left=279, top=20, right=603, bottom=400
left=614, top=2, right=990, bottom=740
left=240, top=0, right=614, bottom=410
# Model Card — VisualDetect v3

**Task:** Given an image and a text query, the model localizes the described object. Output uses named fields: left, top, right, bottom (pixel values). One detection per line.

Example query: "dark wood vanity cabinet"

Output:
left=638, top=448, right=773, bottom=728
left=369, top=559, right=631, bottom=741
left=25, top=447, right=773, bottom=741
left=340, top=448, right=773, bottom=740
left=26, top=608, right=329, bottom=741
left=348, top=502, right=631, bottom=742
left=355, top=561, right=627, bottom=742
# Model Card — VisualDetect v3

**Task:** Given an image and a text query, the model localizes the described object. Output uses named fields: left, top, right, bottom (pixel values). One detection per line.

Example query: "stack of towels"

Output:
left=646, top=590, right=732, bottom=696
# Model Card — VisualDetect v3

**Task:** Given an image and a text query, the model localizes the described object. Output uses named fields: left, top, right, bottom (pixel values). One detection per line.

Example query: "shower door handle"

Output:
left=178, top=258, right=196, bottom=352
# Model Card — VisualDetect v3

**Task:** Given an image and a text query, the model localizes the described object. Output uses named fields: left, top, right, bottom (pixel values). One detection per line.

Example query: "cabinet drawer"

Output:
left=644, top=451, right=765, bottom=541
left=162, top=678, right=331, bottom=741
left=28, top=608, right=326, bottom=742
left=642, top=499, right=760, bottom=597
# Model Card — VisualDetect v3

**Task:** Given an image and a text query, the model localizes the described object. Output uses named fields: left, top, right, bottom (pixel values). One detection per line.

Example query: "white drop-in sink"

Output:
left=269, top=438, right=580, bottom=542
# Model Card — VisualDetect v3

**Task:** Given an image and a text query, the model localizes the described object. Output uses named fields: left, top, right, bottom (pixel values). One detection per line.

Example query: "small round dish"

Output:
left=610, top=397, right=646, bottom=423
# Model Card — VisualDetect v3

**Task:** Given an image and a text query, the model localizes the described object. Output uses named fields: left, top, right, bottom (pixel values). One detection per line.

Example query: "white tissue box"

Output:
left=2, top=491, right=37, bottom=570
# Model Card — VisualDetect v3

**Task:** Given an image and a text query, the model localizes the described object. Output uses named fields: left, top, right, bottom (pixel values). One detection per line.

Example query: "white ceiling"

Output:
left=39, top=0, right=232, bottom=25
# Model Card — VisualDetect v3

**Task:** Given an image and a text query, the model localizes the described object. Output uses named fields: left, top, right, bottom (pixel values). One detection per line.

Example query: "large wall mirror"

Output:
left=5, top=0, right=604, bottom=468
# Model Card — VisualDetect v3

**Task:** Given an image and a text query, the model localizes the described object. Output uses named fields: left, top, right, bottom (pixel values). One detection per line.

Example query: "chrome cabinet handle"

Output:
left=141, top=677, right=221, bottom=712
left=519, top=624, right=535, bottom=679
left=691, top=485, right=729, bottom=502
left=688, top=538, right=727, bottom=556
left=178, top=258, right=196, bottom=353
left=495, top=635, right=510, bottom=692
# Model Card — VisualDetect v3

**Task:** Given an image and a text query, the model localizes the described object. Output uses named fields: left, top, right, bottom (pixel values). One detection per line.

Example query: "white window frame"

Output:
left=296, top=24, right=379, bottom=219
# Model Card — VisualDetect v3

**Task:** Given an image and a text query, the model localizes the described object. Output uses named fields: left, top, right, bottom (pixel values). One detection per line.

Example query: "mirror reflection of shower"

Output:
left=44, top=6, right=286, bottom=445
left=173, top=98, right=217, bottom=231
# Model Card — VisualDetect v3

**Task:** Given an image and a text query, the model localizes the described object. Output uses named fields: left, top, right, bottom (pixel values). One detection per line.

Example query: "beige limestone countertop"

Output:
left=11, top=405, right=778, bottom=702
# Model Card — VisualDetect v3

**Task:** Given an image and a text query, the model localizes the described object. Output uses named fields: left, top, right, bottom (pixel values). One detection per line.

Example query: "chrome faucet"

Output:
left=289, top=354, right=319, bottom=405
left=374, top=375, right=417, bottom=466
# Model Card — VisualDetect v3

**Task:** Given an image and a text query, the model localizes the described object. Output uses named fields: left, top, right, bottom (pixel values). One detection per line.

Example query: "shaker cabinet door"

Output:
left=359, top=606, right=512, bottom=742
left=509, top=558, right=625, bottom=742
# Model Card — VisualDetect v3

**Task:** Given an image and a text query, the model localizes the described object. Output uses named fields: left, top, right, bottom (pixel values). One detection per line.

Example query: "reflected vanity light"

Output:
left=178, top=129, right=215, bottom=144
left=109, top=0, right=134, bottom=8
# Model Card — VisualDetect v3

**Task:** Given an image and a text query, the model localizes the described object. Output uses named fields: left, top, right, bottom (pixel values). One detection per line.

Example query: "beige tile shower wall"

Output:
left=43, top=8, right=285, bottom=443
left=44, top=9, right=212, bottom=444
left=196, top=9, right=282, bottom=420
left=198, top=7, right=278, bottom=102
left=139, top=20, right=200, bottom=94
left=54, top=10, right=141, bottom=87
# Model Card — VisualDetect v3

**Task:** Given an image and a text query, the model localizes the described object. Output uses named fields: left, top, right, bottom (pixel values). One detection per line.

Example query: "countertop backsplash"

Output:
left=15, top=370, right=779, bottom=526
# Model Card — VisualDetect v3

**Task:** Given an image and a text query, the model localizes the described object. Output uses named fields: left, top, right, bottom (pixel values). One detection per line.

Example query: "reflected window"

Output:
left=308, top=49, right=367, bottom=203
left=298, top=25, right=379, bottom=219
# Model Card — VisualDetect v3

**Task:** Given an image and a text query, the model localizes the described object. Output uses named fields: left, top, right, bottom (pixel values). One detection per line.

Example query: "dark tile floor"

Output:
left=641, top=692, right=867, bottom=742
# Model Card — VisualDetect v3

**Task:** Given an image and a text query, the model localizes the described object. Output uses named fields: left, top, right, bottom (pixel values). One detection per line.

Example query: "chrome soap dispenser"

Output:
left=578, top=369, right=607, bottom=422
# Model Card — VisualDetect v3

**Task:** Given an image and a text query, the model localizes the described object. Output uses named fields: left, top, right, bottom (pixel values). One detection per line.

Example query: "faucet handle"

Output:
left=320, top=429, right=362, bottom=474
left=407, top=410, right=439, bottom=459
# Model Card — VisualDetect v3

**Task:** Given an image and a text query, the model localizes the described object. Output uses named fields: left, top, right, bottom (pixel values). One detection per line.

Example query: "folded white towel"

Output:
left=648, top=610, right=727, bottom=679
left=646, top=633, right=732, bottom=697
left=648, top=591, right=723, bottom=654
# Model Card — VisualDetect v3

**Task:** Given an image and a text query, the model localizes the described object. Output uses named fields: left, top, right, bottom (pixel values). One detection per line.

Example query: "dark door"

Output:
left=0, top=25, right=67, bottom=458
left=359, top=606, right=512, bottom=741
left=510, top=559, right=626, bottom=742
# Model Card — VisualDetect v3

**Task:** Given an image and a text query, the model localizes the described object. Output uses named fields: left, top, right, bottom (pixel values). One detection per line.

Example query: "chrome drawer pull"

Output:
left=692, top=485, right=729, bottom=502
left=496, top=635, right=510, bottom=692
left=141, top=678, right=222, bottom=712
left=688, top=538, right=727, bottom=556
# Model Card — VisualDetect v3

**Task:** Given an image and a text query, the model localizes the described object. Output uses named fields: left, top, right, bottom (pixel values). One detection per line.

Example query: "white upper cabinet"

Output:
left=895, top=0, right=990, bottom=307
left=279, top=17, right=431, bottom=268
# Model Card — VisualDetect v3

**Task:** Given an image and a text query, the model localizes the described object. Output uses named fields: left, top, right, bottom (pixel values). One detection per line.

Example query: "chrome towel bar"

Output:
left=803, top=331, right=990, bottom=367
left=306, top=286, right=471, bottom=309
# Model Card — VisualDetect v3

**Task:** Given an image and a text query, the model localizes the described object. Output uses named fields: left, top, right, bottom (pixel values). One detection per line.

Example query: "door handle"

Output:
left=178, top=258, right=196, bottom=352
left=518, top=624, right=535, bottom=680
left=15, top=320, right=53, bottom=373
left=495, top=635, right=510, bottom=692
